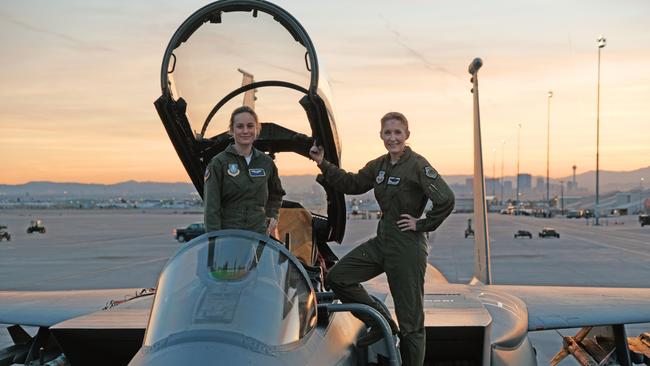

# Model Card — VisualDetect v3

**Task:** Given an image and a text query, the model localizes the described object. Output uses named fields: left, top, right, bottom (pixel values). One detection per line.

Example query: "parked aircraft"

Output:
left=1, top=1, right=649, bottom=365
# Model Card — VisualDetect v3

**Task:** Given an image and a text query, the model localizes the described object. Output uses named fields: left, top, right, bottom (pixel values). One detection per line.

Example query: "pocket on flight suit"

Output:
left=248, top=172, right=268, bottom=204
left=427, top=180, right=449, bottom=202
left=250, top=171, right=270, bottom=231
left=223, top=164, right=246, bottom=190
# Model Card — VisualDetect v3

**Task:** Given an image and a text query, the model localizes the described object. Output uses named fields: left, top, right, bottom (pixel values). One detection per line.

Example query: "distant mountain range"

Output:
left=445, top=166, right=650, bottom=194
left=1, top=166, right=648, bottom=198
left=0, top=176, right=323, bottom=199
left=0, top=180, right=196, bottom=199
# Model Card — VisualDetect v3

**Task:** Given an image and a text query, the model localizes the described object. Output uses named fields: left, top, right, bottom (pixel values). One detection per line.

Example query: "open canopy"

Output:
left=155, top=0, right=345, bottom=242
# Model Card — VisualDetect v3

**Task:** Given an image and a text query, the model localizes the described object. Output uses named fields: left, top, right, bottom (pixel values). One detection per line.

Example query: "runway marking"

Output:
left=566, top=234, right=650, bottom=259
left=6, top=256, right=169, bottom=290
left=58, top=233, right=170, bottom=247
left=575, top=229, right=649, bottom=246
left=545, top=222, right=649, bottom=244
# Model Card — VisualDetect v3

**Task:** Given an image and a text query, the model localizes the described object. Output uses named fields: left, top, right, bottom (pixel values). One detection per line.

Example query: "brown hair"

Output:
left=380, top=111, right=409, bottom=131
left=230, top=106, right=260, bottom=136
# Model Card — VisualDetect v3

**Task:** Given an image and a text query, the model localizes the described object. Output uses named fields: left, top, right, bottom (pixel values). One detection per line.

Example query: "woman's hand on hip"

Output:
left=309, top=142, right=324, bottom=165
left=397, top=214, right=417, bottom=231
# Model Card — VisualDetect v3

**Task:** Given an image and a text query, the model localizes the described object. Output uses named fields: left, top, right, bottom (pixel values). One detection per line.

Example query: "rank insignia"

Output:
left=424, top=166, right=438, bottom=179
left=376, top=170, right=385, bottom=184
left=249, top=168, right=266, bottom=177
left=227, top=163, right=240, bottom=177
left=387, top=176, right=401, bottom=185
left=204, top=167, right=211, bottom=181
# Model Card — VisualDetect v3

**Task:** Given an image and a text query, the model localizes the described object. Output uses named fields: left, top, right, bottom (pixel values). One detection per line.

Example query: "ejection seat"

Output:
left=276, top=200, right=336, bottom=291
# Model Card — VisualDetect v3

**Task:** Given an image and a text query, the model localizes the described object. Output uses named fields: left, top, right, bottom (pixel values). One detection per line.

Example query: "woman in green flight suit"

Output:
left=204, top=106, right=285, bottom=235
left=309, top=112, right=455, bottom=366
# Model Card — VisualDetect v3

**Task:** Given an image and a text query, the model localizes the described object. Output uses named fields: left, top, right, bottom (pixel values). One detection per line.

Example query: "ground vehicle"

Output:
left=172, top=223, right=205, bottom=242
left=0, top=225, right=10, bottom=241
left=580, top=209, right=594, bottom=218
left=539, top=227, right=560, bottom=238
left=26, top=220, right=46, bottom=234
left=464, top=218, right=474, bottom=238
left=514, top=230, right=532, bottom=239
left=640, top=214, right=650, bottom=227
left=566, top=210, right=580, bottom=218
left=533, top=209, right=552, bottom=218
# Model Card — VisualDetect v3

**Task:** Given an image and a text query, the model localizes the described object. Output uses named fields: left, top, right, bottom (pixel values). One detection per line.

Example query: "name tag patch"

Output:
left=227, top=163, right=240, bottom=177
left=376, top=170, right=385, bottom=184
left=249, top=168, right=266, bottom=177
left=387, top=177, right=401, bottom=185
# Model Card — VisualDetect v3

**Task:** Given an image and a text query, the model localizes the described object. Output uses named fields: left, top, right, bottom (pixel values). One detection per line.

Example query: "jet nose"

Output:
left=129, top=335, right=286, bottom=366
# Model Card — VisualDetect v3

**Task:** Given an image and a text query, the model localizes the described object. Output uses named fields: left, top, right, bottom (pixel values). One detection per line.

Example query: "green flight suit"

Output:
left=318, top=147, right=455, bottom=366
left=204, top=145, right=285, bottom=234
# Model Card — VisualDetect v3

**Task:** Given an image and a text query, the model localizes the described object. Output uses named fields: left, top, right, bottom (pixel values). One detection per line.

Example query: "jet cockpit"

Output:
left=131, top=230, right=318, bottom=365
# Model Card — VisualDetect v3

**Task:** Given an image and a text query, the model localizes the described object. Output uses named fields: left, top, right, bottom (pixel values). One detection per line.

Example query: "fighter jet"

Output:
left=1, top=1, right=650, bottom=366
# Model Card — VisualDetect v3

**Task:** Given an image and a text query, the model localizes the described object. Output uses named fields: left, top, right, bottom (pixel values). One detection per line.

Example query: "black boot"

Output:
left=375, top=303, right=400, bottom=334
left=357, top=320, right=399, bottom=347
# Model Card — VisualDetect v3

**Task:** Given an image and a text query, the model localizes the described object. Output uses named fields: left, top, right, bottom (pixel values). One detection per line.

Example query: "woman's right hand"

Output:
left=309, top=142, right=324, bottom=165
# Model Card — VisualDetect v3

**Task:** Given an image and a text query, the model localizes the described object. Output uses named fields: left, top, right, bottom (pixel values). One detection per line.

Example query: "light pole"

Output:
left=641, top=178, right=645, bottom=214
left=492, top=147, right=497, bottom=198
left=500, top=139, right=505, bottom=204
left=560, top=180, right=564, bottom=215
left=516, top=123, right=522, bottom=206
left=595, top=35, right=606, bottom=225
left=546, top=91, right=553, bottom=207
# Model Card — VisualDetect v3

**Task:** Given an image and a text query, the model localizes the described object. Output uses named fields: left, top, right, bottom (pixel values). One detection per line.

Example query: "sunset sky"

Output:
left=1, top=0, right=649, bottom=184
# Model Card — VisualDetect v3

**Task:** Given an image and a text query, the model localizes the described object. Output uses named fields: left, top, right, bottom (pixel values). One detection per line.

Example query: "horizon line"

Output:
left=2, top=165, right=649, bottom=187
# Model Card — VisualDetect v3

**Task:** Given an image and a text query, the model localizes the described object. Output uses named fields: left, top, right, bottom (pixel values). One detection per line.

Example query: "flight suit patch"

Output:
left=227, top=163, right=240, bottom=177
left=424, top=166, right=438, bottom=179
left=249, top=168, right=266, bottom=177
left=387, top=176, right=401, bottom=185
left=204, top=167, right=211, bottom=181
left=376, top=170, right=385, bottom=184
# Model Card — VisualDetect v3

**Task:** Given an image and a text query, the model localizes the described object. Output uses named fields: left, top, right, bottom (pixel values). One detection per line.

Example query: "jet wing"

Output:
left=491, top=285, right=650, bottom=331
left=0, top=288, right=146, bottom=327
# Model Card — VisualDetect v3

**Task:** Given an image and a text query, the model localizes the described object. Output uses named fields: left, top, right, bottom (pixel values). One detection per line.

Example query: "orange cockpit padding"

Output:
left=277, top=208, right=314, bottom=266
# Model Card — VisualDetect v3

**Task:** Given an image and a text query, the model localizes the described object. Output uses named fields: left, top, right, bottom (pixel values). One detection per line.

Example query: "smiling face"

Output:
left=230, top=111, right=258, bottom=148
left=380, top=118, right=410, bottom=160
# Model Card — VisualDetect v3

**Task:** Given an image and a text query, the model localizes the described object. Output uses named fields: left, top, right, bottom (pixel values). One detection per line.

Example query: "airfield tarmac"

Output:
left=1, top=209, right=648, bottom=365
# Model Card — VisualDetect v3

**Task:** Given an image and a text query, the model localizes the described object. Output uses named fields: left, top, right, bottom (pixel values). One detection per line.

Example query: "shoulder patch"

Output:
left=424, top=166, right=438, bottom=179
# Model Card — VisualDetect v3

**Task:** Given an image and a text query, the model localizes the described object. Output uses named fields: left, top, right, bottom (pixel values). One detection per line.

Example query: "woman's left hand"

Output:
left=309, top=142, right=324, bottom=165
left=267, top=217, right=279, bottom=237
left=397, top=214, right=417, bottom=231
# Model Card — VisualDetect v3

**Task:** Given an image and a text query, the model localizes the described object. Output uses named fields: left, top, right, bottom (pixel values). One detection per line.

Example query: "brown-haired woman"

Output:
left=309, top=111, right=455, bottom=365
left=204, top=106, right=285, bottom=235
